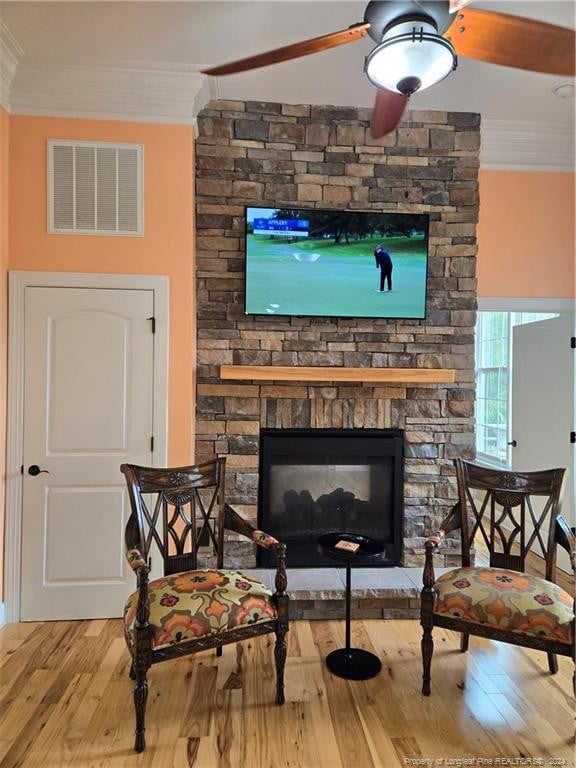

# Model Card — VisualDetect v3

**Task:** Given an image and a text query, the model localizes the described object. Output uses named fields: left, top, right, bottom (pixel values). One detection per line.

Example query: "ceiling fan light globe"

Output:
left=365, top=19, right=457, bottom=94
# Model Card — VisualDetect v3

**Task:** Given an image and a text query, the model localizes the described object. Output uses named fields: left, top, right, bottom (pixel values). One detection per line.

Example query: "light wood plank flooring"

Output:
left=0, top=619, right=573, bottom=767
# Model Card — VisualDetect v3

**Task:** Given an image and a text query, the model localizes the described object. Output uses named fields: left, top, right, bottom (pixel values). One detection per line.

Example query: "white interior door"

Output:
left=511, top=314, right=575, bottom=571
left=20, top=287, right=155, bottom=621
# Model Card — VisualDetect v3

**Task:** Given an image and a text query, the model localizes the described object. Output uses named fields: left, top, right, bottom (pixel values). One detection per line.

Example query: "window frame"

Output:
left=475, top=311, right=513, bottom=468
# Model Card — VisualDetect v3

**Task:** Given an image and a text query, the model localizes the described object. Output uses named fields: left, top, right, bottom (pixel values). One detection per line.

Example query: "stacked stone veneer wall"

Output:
left=195, top=99, right=480, bottom=568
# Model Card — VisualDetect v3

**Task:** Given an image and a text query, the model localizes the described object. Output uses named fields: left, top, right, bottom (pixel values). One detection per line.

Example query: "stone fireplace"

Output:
left=258, top=428, right=403, bottom=568
left=195, top=99, right=479, bottom=570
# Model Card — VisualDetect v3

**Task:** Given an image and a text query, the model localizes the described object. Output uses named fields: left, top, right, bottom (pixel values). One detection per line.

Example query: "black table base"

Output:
left=316, top=533, right=386, bottom=682
left=326, top=648, right=382, bottom=680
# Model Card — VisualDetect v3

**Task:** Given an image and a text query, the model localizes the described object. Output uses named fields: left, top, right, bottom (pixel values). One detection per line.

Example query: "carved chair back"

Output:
left=121, top=458, right=226, bottom=575
left=454, top=459, right=565, bottom=580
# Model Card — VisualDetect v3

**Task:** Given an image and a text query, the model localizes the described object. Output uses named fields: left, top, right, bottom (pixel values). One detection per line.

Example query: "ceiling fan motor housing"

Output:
left=364, top=0, right=453, bottom=42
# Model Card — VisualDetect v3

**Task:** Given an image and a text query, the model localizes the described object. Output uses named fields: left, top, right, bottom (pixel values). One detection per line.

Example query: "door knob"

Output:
left=507, top=440, right=517, bottom=448
left=28, top=465, right=50, bottom=476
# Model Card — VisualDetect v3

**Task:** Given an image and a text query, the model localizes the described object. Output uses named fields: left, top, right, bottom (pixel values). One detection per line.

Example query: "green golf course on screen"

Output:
left=245, top=207, right=429, bottom=319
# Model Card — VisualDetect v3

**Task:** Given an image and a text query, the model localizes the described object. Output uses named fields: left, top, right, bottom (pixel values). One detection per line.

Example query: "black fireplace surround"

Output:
left=257, top=428, right=404, bottom=568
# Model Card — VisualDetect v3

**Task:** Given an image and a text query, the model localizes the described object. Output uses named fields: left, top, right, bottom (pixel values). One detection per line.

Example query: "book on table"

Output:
left=334, top=540, right=360, bottom=554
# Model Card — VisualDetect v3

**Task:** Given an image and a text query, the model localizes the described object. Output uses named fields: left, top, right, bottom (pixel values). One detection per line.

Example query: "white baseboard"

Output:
left=0, top=603, right=5, bottom=628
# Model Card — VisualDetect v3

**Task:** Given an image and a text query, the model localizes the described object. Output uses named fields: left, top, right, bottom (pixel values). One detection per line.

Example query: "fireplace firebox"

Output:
left=257, top=428, right=404, bottom=568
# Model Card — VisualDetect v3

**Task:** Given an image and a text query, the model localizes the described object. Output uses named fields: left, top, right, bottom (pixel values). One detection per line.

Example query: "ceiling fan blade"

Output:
left=449, top=0, right=474, bottom=12
left=202, top=22, right=370, bottom=76
left=371, top=89, right=408, bottom=139
left=445, top=8, right=575, bottom=76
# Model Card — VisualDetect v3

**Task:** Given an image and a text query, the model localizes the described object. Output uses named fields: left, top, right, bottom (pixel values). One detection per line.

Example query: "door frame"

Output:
left=5, top=271, right=169, bottom=623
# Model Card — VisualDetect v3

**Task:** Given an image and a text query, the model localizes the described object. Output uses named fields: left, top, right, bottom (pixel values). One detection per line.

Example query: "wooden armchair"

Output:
left=120, top=458, right=288, bottom=752
left=421, top=459, right=574, bottom=695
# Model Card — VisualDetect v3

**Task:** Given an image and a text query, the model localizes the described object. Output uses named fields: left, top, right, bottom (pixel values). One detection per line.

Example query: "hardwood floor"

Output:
left=0, top=619, right=573, bottom=767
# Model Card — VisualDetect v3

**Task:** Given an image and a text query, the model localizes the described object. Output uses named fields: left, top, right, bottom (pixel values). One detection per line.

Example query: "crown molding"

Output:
left=10, top=60, right=216, bottom=124
left=481, top=119, right=575, bottom=172
left=2, top=44, right=574, bottom=167
left=0, top=20, right=23, bottom=112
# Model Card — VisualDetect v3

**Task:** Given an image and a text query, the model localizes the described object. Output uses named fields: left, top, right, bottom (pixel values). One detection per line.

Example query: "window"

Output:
left=475, top=311, right=559, bottom=467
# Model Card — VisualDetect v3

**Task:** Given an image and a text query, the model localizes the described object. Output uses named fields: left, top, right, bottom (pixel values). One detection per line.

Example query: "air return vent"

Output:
left=47, top=140, right=143, bottom=236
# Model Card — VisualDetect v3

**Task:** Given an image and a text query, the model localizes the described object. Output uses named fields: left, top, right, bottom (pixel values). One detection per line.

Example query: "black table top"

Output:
left=317, top=532, right=386, bottom=565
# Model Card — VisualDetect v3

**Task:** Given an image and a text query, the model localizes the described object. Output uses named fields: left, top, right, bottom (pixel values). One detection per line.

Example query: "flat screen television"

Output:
left=244, top=206, right=429, bottom=319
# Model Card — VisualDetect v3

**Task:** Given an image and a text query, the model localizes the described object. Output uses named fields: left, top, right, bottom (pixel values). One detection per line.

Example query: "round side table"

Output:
left=317, top=532, right=385, bottom=680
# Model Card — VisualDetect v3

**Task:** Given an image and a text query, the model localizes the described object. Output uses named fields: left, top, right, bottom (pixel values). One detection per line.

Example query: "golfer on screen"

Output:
left=374, top=244, right=393, bottom=292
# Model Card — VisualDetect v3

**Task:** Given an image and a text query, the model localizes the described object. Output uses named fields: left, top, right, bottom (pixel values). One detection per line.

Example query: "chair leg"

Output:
left=421, top=619, right=434, bottom=696
left=133, top=667, right=149, bottom=753
left=274, top=626, right=287, bottom=705
left=460, top=633, right=469, bottom=653
left=547, top=653, right=558, bottom=675
left=129, top=660, right=136, bottom=680
left=216, top=646, right=223, bottom=658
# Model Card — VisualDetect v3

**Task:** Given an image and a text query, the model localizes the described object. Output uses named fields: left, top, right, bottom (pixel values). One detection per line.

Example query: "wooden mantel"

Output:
left=220, top=365, right=455, bottom=384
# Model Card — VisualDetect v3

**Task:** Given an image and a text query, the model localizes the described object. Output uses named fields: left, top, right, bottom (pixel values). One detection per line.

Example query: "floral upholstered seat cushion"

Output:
left=434, top=567, right=574, bottom=645
left=124, top=569, right=276, bottom=650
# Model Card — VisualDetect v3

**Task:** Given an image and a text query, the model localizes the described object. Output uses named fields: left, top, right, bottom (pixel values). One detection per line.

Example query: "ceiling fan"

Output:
left=202, top=0, right=575, bottom=138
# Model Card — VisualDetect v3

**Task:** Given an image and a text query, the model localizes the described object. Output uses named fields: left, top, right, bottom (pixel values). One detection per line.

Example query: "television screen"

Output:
left=244, top=207, right=429, bottom=319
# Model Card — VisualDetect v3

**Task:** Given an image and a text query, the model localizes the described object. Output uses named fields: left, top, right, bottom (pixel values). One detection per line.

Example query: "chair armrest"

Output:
left=252, top=529, right=281, bottom=550
left=424, top=501, right=462, bottom=555
left=423, top=535, right=443, bottom=589
left=425, top=529, right=447, bottom=552
left=126, top=548, right=147, bottom=572
left=438, top=501, right=463, bottom=537
left=224, top=503, right=283, bottom=552
left=555, top=515, right=576, bottom=571
left=124, top=547, right=151, bottom=647
left=422, top=502, right=462, bottom=588
left=224, top=503, right=288, bottom=598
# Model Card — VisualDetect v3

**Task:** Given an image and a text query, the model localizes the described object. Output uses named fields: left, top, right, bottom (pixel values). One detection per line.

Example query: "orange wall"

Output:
left=478, top=170, right=575, bottom=299
left=8, top=116, right=196, bottom=474
left=1, top=118, right=572, bottom=606
left=0, top=107, right=9, bottom=600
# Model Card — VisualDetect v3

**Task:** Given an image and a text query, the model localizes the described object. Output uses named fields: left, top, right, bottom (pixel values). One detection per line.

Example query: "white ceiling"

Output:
left=0, top=0, right=574, bottom=124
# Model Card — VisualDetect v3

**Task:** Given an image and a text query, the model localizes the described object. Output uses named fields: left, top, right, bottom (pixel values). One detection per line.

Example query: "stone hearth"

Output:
left=195, top=99, right=479, bottom=570
left=241, top=567, right=453, bottom=620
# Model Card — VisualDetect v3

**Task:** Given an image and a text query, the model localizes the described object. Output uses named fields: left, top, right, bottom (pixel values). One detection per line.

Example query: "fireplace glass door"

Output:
left=258, top=429, right=404, bottom=567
